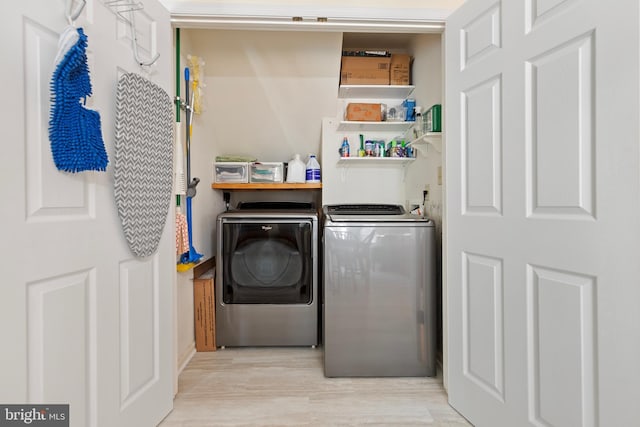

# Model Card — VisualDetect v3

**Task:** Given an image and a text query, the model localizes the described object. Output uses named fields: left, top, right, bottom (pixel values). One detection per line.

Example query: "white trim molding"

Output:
left=160, top=2, right=449, bottom=31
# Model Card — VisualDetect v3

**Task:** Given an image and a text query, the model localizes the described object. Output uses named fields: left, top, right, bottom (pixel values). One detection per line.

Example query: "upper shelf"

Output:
left=337, top=120, right=414, bottom=132
left=338, top=85, right=415, bottom=99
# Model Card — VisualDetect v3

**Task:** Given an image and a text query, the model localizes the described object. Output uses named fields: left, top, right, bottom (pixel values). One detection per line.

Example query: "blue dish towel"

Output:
left=49, top=27, right=108, bottom=172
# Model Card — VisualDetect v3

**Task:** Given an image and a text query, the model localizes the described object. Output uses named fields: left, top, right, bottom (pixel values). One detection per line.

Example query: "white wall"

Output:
left=186, top=29, right=343, bottom=163
left=405, top=34, right=443, bottom=213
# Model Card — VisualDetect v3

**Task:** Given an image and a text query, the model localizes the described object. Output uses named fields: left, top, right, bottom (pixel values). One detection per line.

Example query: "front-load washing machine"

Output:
left=216, top=201, right=318, bottom=347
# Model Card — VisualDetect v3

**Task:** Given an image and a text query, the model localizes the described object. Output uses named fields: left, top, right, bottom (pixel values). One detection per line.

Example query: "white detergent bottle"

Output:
left=286, top=154, right=306, bottom=183
left=305, top=154, right=321, bottom=183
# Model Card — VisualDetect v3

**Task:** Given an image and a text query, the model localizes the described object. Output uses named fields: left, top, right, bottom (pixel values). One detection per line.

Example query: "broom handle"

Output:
left=184, top=67, right=191, bottom=184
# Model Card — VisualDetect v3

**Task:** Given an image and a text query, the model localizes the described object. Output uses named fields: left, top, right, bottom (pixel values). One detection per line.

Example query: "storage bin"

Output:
left=425, top=104, right=442, bottom=132
left=250, top=162, right=284, bottom=183
left=213, top=162, right=249, bottom=183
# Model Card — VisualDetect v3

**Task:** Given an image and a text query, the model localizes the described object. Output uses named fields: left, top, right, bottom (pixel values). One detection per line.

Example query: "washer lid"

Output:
left=323, top=204, right=429, bottom=223
left=324, top=204, right=405, bottom=215
left=237, top=201, right=314, bottom=210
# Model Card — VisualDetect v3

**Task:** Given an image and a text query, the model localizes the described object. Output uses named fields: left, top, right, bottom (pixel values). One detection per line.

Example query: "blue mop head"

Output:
left=49, top=27, right=108, bottom=172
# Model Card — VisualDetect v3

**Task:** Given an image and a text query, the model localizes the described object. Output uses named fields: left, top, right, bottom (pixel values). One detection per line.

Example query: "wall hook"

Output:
left=130, top=10, right=160, bottom=66
left=66, top=0, right=86, bottom=24
left=103, top=0, right=160, bottom=67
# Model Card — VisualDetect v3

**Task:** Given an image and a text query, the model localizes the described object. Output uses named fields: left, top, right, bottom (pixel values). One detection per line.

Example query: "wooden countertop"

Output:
left=211, top=183, right=322, bottom=190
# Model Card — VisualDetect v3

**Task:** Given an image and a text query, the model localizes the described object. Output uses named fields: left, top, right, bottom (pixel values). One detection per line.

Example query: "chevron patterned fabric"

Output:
left=114, top=73, right=174, bottom=257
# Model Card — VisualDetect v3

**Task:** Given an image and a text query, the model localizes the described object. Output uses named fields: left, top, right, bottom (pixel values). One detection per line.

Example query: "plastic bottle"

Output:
left=305, top=154, right=321, bottom=183
left=390, top=140, right=398, bottom=157
left=365, top=140, right=374, bottom=156
left=340, top=137, right=350, bottom=157
left=286, top=154, right=306, bottom=183
left=414, top=106, right=423, bottom=138
left=403, top=98, right=416, bottom=121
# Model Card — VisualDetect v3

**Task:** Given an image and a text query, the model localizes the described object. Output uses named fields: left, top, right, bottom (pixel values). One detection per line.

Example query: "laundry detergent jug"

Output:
left=286, top=154, right=305, bottom=183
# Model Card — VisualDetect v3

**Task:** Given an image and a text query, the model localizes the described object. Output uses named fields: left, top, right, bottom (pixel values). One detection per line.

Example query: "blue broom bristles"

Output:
left=49, top=27, right=108, bottom=173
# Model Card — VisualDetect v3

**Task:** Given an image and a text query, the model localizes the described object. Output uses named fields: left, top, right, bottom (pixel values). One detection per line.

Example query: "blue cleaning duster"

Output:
left=49, top=27, right=108, bottom=172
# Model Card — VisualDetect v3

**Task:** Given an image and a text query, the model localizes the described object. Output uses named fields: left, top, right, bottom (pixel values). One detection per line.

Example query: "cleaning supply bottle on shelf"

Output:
left=286, top=153, right=305, bottom=183
left=305, top=154, right=321, bottom=183
left=340, top=137, right=350, bottom=157
left=414, top=106, right=423, bottom=139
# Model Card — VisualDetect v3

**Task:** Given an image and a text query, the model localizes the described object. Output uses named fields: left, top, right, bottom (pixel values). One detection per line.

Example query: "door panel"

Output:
left=460, top=3, right=501, bottom=70
left=526, top=33, right=595, bottom=218
left=1, top=1, right=173, bottom=426
left=119, top=258, right=158, bottom=408
left=462, top=253, right=504, bottom=401
left=527, top=265, right=596, bottom=427
left=24, top=18, right=95, bottom=220
left=27, top=270, right=96, bottom=427
left=446, top=0, right=640, bottom=426
left=462, top=76, right=502, bottom=215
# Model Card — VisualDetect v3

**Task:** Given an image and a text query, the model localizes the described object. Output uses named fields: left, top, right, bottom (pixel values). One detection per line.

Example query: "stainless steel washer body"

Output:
left=322, top=204, right=437, bottom=376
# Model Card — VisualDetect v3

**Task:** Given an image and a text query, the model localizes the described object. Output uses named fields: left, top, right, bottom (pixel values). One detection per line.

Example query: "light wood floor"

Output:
left=159, top=347, right=471, bottom=426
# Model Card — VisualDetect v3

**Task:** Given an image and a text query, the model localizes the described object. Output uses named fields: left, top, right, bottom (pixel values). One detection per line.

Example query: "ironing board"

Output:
left=114, top=73, right=174, bottom=257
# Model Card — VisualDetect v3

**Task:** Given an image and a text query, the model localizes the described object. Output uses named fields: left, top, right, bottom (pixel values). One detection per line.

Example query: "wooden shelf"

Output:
left=212, top=182, right=322, bottom=190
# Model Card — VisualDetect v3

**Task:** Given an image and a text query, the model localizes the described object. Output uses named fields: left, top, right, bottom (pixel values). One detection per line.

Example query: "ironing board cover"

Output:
left=114, top=73, right=174, bottom=257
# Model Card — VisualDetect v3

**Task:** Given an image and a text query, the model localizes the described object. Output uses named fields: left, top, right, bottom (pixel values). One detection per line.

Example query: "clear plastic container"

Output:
left=214, top=162, right=249, bottom=183
left=250, top=162, right=284, bottom=183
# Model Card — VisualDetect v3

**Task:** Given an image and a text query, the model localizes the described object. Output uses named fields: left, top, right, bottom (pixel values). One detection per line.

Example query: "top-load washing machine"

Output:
left=322, top=204, right=437, bottom=377
left=216, top=201, right=318, bottom=347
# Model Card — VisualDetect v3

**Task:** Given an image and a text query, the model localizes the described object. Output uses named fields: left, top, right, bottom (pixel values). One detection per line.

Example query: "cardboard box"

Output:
left=340, top=56, right=391, bottom=85
left=346, top=103, right=383, bottom=121
left=390, top=54, right=412, bottom=85
left=193, top=267, right=216, bottom=351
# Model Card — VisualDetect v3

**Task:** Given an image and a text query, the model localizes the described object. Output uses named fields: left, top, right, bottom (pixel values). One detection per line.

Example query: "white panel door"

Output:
left=0, top=1, right=174, bottom=426
left=446, top=0, right=640, bottom=426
